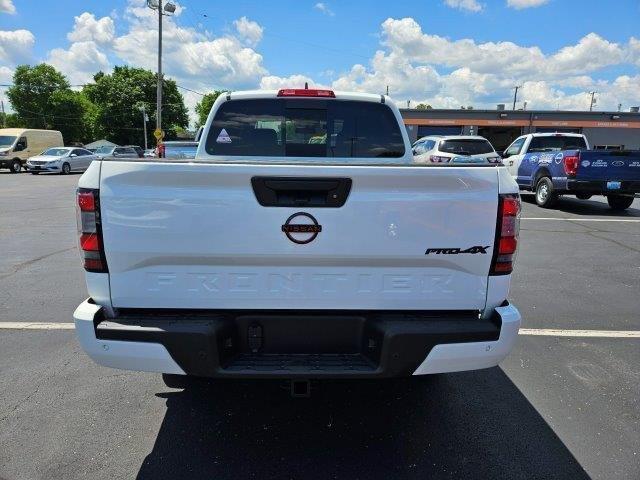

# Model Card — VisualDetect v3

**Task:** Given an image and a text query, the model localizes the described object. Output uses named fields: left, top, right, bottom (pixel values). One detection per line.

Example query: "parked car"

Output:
left=412, top=135, right=502, bottom=165
left=157, top=140, right=198, bottom=159
left=124, top=145, right=144, bottom=158
left=0, top=128, right=64, bottom=173
left=73, top=88, right=522, bottom=390
left=26, top=147, right=97, bottom=175
left=143, top=149, right=156, bottom=158
left=504, top=132, right=640, bottom=210
left=94, top=146, right=140, bottom=159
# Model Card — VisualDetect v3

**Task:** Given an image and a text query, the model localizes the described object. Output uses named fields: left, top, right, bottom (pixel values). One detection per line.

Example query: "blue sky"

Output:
left=1, top=0, right=639, bottom=115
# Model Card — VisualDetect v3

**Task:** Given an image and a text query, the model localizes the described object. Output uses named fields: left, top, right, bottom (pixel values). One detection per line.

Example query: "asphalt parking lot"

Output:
left=1, top=170, right=638, bottom=480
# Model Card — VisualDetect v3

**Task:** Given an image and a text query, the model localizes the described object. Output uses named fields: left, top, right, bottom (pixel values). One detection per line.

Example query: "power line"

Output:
left=176, top=84, right=205, bottom=96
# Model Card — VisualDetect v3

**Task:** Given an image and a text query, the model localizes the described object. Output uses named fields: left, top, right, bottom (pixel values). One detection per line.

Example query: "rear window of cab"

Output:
left=205, top=99, right=405, bottom=159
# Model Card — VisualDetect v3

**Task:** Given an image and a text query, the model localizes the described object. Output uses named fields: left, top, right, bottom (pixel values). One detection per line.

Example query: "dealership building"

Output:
left=400, top=108, right=640, bottom=152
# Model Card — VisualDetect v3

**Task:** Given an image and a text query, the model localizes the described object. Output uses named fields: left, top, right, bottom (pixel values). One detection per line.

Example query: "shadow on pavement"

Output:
left=521, top=193, right=639, bottom=217
left=137, top=368, right=589, bottom=480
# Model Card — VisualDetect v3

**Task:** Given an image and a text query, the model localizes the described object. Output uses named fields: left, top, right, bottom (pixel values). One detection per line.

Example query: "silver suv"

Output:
left=412, top=135, right=501, bottom=164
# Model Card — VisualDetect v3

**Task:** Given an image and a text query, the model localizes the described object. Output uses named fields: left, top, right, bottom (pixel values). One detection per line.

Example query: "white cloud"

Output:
left=68, top=12, right=115, bottom=45
left=233, top=16, right=263, bottom=47
left=0, top=65, right=13, bottom=112
left=314, top=3, right=335, bottom=16
left=259, top=74, right=325, bottom=90
left=379, top=18, right=625, bottom=80
left=627, top=37, right=640, bottom=67
left=103, top=2, right=268, bottom=118
left=0, top=0, right=16, bottom=14
left=507, top=0, right=550, bottom=9
left=444, top=0, right=483, bottom=12
left=47, top=41, right=110, bottom=85
left=0, top=29, right=35, bottom=64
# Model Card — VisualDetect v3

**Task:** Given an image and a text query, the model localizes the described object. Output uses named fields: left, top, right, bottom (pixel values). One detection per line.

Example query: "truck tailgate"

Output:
left=99, top=161, right=500, bottom=311
left=577, top=151, right=640, bottom=182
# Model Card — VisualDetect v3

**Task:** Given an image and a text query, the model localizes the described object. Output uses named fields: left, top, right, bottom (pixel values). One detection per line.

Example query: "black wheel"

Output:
left=575, top=193, right=592, bottom=200
left=61, top=162, right=71, bottom=175
left=535, top=177, right=558, bottom=208
left=162, top=373, right=193, bottom=389
left=607, top=194, right=634, bottom=211
left=10, top=159, right=21, bottom=173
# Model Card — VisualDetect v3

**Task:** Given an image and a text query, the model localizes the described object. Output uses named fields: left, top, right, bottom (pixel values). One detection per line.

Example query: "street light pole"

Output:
left=156, top=0, right=163, bottom=137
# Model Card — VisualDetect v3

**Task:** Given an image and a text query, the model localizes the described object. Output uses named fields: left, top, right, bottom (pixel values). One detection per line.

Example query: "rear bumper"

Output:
left=567, top=179, right=640, bottom=194
left=73, top=300, right=521, bottom=378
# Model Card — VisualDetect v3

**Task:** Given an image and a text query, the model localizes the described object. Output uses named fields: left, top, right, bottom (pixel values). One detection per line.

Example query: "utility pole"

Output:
left=156, top=0, right=162, bottom=137
left=589, top=91, right=597, bottom=111
left=147, top=0, right=176, bottom=145
left=512, top=85, right=522, bottom=111
left=0, top=100, right=5, bottom=128
left=141, top=105, right=149, bottom=150
left=386, top=85, right=389, bottom=96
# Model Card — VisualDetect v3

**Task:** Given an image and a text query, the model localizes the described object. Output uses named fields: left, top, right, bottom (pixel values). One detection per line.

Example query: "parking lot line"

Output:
left=1, top=323, right=639, bottom=338
left=0, top=322, right=75, bottom=330
left=522, top=217, right=640, bottom=222
left=519, top=328, right=640, bottom=338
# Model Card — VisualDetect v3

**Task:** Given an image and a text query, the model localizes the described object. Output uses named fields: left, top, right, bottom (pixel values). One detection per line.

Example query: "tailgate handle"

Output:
left=251, top=177, right=352, bottom=208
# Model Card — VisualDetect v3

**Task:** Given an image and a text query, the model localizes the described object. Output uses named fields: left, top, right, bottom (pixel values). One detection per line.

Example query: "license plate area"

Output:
left=607, top=181, right=622, bottom=190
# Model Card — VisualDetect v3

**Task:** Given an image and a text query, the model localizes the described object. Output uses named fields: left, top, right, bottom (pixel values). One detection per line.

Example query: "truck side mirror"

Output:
left=502, top=150, right=510, bottom=158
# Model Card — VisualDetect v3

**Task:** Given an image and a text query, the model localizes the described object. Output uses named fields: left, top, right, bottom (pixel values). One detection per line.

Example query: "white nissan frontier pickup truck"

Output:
left=73, top=89, right=522, bottom=389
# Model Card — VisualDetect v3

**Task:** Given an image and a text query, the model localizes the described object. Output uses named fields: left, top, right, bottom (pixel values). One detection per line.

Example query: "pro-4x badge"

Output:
left=425, top=246, right=490, bottom=255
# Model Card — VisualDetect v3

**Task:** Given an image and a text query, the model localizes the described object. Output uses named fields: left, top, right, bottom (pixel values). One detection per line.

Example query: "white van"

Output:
left=0, top=129, right=64, bottom=172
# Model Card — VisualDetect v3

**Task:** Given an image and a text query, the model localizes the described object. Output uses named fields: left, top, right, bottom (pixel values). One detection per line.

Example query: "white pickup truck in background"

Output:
left=73, top=89, right=522, bottom=389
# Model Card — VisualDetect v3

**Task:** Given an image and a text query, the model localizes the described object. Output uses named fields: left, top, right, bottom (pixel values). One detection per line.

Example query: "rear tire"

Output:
left=61, top=162, right=71, bottom=175
left=10, top=159, right=21, bottom=173
left=607, top=194, right=634, bottom=211
left=535, top=177, right=558, bottom=208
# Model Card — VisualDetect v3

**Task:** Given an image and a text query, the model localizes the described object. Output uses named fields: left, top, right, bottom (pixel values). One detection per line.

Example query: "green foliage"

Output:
left=6, top=64, right=69, bottom=130
left=5, top=64, right=98, bottom=143
left=195, top=91, right=225, bottom=127
left=415, top=103, right=432, bottom=110
left=48, top=90, right=96, bottom=144
left=0, top=112, right=23, bottom=128
left=83, top=66, right=189, bottom=146
left=5, top=64, right=190, bottom=146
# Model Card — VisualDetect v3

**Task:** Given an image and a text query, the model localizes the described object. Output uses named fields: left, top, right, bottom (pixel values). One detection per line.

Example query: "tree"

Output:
left=6, top=64, right=96, bottom=144
left=7, top=64, right=70, bottom=130
left=415, top=103, right=432, bottom=110
left=0, top=112, right=23, bottom=128
left=195, top=91, right=225, bottom=127
left=48, top=90, right=97, bottom=144
left=83, top=66, right=189, bottom=146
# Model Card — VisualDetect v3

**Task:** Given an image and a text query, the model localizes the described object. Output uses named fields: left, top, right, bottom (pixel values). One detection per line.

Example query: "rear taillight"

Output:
left=563, top=154, right=579, bottom=176
left=77, top=188, right=107, bottom=273
left=277, top=88, right=336, bottom=98
left=430, top=155, right=450, bottom=163
left=490, top=194, right=520, bottom=275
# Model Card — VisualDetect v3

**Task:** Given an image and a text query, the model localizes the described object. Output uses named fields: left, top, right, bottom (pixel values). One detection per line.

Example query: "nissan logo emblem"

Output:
left=282, top=212, right=322, bottom=244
